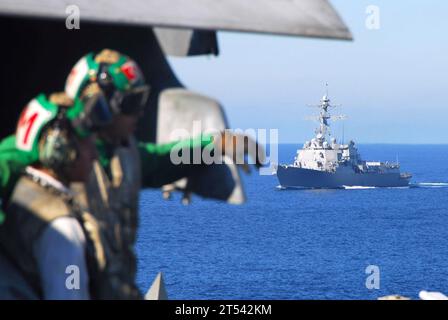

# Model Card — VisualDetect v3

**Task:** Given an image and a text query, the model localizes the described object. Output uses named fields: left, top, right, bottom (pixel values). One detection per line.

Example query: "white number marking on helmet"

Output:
left=16, top=99, right=54, bottom=152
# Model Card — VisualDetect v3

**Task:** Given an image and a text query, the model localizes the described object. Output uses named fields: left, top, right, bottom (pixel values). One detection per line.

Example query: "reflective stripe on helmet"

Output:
left=65, top=56, right=89, bottom=100
left=65, top=53, right=100, bottom=100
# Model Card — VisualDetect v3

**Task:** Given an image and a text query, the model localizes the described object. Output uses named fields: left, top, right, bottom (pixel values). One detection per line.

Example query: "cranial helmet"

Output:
left=15, top=92, right=102, bottom=168
left=65, top=49, right=150, bottom=116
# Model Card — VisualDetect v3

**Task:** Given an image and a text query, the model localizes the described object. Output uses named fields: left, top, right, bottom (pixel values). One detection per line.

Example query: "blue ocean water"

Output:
left=136, top=144, right=448, bottom=300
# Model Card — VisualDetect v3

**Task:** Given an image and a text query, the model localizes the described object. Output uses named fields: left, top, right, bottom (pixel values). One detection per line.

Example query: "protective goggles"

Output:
left=72, top=92, right=113, bottom=136
left=109, top=85, right=150, bottom=115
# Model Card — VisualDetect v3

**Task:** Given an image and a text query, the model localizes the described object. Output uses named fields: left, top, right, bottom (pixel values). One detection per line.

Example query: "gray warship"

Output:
left=276, top=92, right=412, bottom=188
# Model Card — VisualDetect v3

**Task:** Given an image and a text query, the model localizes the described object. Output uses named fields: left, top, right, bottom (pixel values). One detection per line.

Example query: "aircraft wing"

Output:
left=0, top=0, right=352, bottom=40
left=153, top=27, right=219, bottom=57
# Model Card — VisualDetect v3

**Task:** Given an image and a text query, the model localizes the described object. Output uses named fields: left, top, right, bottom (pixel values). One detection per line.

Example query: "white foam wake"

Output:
left=415, top=182, right=448, bottom=188
left=342, top=186, right=376, bottom=190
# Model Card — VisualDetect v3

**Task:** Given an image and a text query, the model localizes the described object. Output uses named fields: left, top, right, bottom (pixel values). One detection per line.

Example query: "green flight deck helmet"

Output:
left=0, top=92, right=111, bottom=224
left=65, top=49, right=150, bottom=117
left=15, top=92, right=112, bottom=164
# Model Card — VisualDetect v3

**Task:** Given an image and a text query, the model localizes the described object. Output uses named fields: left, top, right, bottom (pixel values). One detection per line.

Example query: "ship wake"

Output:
left=342, top=186, right=377, bottom=190
left=412, top=182, right=448, bottom=188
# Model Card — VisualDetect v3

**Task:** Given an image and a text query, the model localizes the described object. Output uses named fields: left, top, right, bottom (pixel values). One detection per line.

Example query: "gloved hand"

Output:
left=214, top=131, right=266, bottom=173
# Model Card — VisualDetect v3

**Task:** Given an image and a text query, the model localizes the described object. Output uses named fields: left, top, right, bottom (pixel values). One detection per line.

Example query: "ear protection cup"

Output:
left=38, top=119, right=79, bottom=170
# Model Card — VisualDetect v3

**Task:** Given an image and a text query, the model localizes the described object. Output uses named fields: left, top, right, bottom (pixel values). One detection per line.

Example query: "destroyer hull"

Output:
left=276, top=165, right=410, bottom=188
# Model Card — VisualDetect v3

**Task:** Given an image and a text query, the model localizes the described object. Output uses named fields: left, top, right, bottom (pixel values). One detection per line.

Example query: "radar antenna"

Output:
left=304, top=84, right=346, bottom=143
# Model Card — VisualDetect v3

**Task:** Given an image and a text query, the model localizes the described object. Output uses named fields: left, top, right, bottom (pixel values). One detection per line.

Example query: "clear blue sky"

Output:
left=168, top=0, right=448, bottom=144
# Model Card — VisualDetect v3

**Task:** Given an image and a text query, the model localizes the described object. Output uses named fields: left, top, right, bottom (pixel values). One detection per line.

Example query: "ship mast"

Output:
left=317, top=92, right=331, bottom=140
left=309, top=85, right=345, bottom=145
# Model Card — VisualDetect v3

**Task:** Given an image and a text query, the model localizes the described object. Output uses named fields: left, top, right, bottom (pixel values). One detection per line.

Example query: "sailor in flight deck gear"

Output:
left=0, top=89, right=112, bottom=220
left=0, top=52, right=216, bottom=299
left=0, top=94, right=108, bottom=299
left=64, top=49, right=265, bottom=299
left=65, top=49, right=210, bottom=299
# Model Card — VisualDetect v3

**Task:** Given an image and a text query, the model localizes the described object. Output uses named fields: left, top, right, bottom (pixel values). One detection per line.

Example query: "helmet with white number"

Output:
left=15, top=92, right=104, bottom=167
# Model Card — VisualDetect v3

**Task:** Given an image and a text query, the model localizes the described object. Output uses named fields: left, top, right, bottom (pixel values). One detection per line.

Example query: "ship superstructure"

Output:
left=276, top=90, right=411, bottom=188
